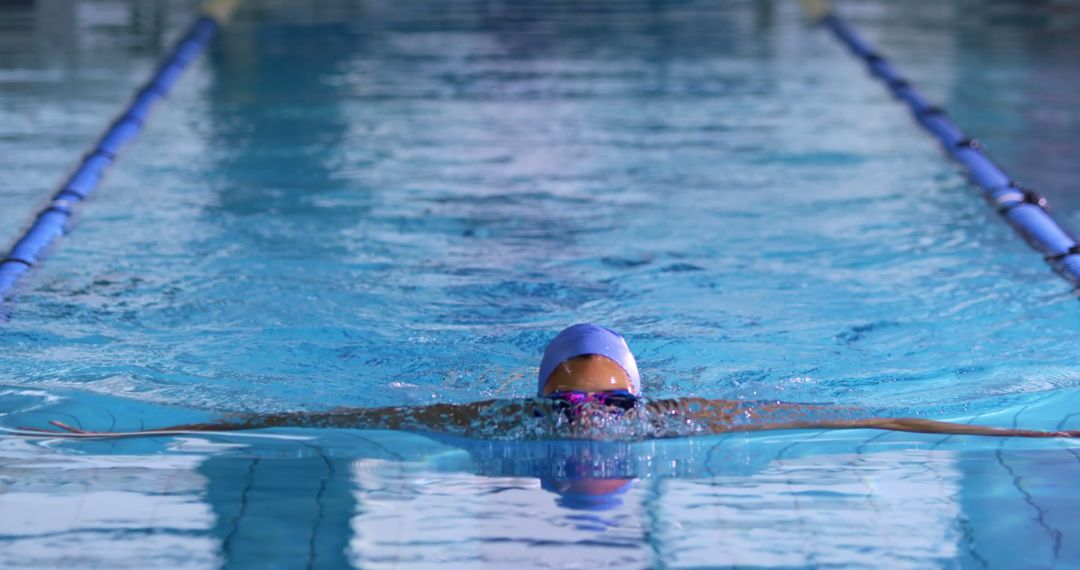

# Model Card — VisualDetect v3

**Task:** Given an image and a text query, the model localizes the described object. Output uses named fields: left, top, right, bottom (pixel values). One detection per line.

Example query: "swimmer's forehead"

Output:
left=541, top=355, right=632, bottom=395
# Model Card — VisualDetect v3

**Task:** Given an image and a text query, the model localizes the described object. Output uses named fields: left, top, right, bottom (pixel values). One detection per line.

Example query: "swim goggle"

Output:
left=545, top=390, right=640, bottom=419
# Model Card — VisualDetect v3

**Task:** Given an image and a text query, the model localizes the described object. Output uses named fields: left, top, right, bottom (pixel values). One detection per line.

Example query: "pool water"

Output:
left=3, top=0, right=1080, bottom=567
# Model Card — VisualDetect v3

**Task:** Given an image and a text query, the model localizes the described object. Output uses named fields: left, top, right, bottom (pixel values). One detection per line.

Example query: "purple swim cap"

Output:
left=537, top=324, right=640, bottom=396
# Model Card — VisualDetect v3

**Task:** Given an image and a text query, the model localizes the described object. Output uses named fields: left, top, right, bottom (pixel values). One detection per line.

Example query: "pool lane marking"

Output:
left=798, top=0, right=1080, bottom=287
left=0, top=0, right=242, bottom=308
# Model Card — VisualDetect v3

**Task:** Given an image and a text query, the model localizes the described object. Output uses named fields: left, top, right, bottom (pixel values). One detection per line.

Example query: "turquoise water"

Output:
left=2, top=0, right=1080, bottom=567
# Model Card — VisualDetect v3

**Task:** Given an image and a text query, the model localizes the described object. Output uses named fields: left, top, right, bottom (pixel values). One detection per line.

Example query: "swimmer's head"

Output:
left=538, top=324, right=640, bottom=397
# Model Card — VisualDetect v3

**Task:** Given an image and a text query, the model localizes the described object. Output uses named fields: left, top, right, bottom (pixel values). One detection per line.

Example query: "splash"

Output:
left=367, top=397, right=864, bottom=441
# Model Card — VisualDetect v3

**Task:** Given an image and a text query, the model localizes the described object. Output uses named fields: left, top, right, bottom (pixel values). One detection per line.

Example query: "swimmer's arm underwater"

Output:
left=645, top=398, right=1080, bottom=439
left=30, top=399, right=529, bottom=437
left=32, top=412, right=1080, bottom=439
left=735, top=417, right=1079, bottom=438
left=23, top=398, right=1080, bottom=439
left=184, top=399, right=527, bottom=432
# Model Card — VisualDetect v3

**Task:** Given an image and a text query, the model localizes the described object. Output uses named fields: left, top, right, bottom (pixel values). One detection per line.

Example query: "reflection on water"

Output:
left=3, top=426, right=1080, bottom=568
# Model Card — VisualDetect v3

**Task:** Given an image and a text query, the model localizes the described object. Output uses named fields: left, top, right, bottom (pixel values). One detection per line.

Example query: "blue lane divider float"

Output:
left=800, top=1, right=1080, bottom=287
left=0, top=3, right=238, bottom=307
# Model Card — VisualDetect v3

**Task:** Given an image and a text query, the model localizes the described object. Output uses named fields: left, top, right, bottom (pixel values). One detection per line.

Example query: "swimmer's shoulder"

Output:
left=643, top=397, right=742, bottom=410
left=639, top=397, right=747, bottom=425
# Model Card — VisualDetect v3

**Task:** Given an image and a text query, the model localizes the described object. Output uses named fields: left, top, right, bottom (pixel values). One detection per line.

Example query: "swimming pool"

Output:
left=2, top=0, right=1080, bottom=567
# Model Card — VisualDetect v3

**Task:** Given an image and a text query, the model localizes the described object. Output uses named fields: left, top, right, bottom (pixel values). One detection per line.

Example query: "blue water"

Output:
left=2, top=0, right=1080, bottom=567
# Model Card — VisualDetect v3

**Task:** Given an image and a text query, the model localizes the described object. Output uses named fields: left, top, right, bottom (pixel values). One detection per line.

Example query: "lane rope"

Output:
left=798, top=0, right=1080, bottom=287
left=0, top=0, right=242, bottom=308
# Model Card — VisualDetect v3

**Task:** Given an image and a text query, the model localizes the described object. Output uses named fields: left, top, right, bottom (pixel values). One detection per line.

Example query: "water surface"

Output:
left=2, top=0, right=1080, bottom=567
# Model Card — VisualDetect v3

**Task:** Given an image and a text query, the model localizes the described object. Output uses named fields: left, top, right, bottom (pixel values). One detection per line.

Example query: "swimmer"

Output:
left=24, top=323, right=1080, bottom=439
